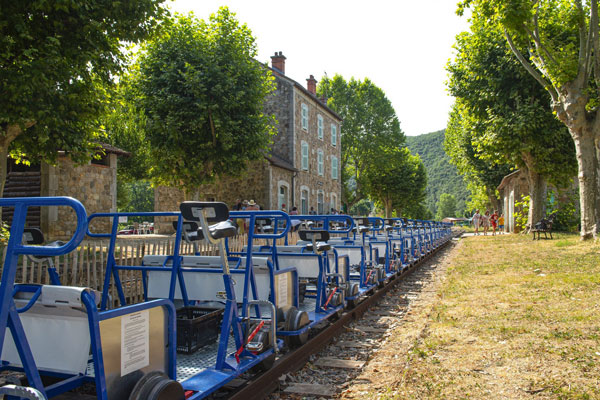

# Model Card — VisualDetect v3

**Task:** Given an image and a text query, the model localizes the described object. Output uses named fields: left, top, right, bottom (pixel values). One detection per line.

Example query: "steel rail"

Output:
left=229, top=236, right=455, bottom=400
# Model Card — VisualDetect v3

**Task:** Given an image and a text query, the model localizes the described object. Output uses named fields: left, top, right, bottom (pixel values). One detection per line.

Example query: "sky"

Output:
left=170, top=0, right=470, bottom=137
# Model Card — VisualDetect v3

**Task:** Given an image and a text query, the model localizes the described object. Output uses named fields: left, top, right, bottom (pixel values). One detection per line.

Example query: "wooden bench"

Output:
left=531, top=214, right=555, bottom=240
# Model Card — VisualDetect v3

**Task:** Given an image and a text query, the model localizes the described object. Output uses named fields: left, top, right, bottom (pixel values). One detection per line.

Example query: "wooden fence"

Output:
left=1, top=232, right=300, bottom=307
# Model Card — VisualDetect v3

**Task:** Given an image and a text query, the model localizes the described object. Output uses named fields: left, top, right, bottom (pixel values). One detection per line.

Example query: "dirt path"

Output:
left=270, top=238, right=460, bottom=399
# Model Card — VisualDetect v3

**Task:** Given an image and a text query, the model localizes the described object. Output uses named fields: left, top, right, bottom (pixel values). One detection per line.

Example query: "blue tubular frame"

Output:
left=0, top=197, right=86, bottom=397
left=0, top=197, right=178, bottom=399
left=286, top=214, right=373, bottom=298
left=87, top=211, right=185, bottom=310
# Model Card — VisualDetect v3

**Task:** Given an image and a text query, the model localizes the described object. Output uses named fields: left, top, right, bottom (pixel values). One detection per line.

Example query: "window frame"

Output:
left=301, top=141, right=309, bottom=171
left=317, top=149, right=324, bottom=176
left=317, top=114, right=324, bottom=140
left=331, top=156, right=338, bottom=180
left=301, top=103, right=309, bottom=131
left=331, top=124, right=337, bottom=146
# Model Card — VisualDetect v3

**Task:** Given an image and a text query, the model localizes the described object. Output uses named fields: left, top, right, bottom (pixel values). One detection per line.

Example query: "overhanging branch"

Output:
left=505, top=30, right=559, bottom=103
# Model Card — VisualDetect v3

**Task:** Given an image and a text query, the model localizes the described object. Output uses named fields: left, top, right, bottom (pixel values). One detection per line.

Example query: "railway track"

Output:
left=228, top=234, right=459, bottom=400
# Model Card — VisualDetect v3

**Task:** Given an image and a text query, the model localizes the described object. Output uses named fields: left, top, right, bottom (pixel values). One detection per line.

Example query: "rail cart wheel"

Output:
left=250, top=330, right=276, bottom=372
left=284, top=307, right=310, bottom=348
left=377, top=268, right=385, bottom=288
left=276, top=307, right=286, bottom=330
left=346, top=283, right=360, bottom=308
left=129, top=371, right=184, bottom=400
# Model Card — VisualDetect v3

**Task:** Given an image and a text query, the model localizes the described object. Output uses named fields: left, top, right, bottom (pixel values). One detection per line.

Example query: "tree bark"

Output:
left=383, top=198, right=392, bottom=218
left=525, top=166, right=548, bottom=232
left=554, top=83, right=598, bottom=240
left=572, top=130, right=598, bottom=239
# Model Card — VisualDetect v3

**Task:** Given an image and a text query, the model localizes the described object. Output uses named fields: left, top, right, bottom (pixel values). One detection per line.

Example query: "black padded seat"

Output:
left=172, top=221, right=201, bottom=241
left=298, top=230, right=330, bottom=242
left=305, top=242, right=331, bottom=252
left=196, top=220, right=238, bottom=240
left=357, top=226, right=369, bottom=233
left=384, top=225, right=394, bottom=232
left=22, top=228, right=64, bottom=260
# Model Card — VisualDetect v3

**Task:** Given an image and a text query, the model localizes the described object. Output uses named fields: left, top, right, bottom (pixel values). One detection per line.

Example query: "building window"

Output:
left=331, top=156, right=338, bottom=180
left=301, top=103, right=309, bottom=131
left=301, top=188, right=309, bottom=214
left=278, top=183, right=289, bottom=211
left=331, top=124, right=337, bottom=146
left=317, top=150, right=324, bottom=176
left=317, top=191, right=324, bottom=214
left=330, top=193, right=338, bottom=211
left=317, top=115, right=323, bottom=140
left=301, top=141, right=309, bottom=170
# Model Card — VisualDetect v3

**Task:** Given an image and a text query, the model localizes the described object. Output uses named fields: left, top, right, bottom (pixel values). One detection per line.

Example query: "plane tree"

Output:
left=0, top=0, right=166, bottom=196
left=132, top=8, right=276, bottom=190
left=317, top=76, right=405, bottom=209
left=458, top=0, right=600, bottom=239
left=447, top=18, right=577, bottom=226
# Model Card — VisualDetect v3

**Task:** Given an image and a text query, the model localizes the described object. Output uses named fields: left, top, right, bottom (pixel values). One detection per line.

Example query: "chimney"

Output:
left=271, top=51, right=286, bottom=75
left=306, top=74, right=317, bottom=95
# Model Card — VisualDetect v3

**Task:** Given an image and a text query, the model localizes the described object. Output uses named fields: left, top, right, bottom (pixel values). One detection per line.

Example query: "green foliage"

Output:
left=317, top=75, right=405, bottom=207
left=0, top=222, right=9, bottom=244
left=546, top=187, right=579, bottom=233
left=104, top=82, right=151, bottom=182
left=349, top=199, right=373, bottom=216
left=514, top=194, right=530, bottom=231
left=133, top=8, right=276, bottom=190
left=446, top=18, right=576, bottom=188
left=436, top=194, right=457, bottom=220
left=0, top=0, right=167, bottom=172
left=363, top=147, right=427, bottom=217
left=406, top=130, right=470, bottom=216
left=117, top=181, right=155, bottom=223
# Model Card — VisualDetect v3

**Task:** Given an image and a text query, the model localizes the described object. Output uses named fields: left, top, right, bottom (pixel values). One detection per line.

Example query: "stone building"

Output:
left=2, top=144, right=127, bottom=239
left=155, top=52, right=343, bottom=232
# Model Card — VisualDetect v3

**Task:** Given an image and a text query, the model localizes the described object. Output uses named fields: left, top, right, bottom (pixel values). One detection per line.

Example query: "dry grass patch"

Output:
left=380, top=234, right=600, bottom=399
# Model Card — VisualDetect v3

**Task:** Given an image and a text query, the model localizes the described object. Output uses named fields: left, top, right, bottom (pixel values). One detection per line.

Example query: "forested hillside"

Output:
left=406, top=130, right=470, bottom=216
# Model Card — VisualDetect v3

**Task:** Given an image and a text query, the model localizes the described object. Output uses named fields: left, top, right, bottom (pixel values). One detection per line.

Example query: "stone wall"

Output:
left=41, top=154, right=117, bottom=239
left=264, top=76, right=294, bottom=164
left=293, top=89, right=342, bottom=213
left=154, top=159, right=272, bottom=234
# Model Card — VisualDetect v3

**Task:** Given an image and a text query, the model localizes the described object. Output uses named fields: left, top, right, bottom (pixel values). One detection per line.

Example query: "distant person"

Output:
left=246, top=199, right=259, bottom=211
left=289, top=206, right=300, bottom=232
left=490, top=210, right=499, bottom=236
left=309, top=206, right=317, bottom=215
left=472, top=210, right=482, bottom=235
left=281, top=203, right=287, bottom=213
left=498, top=213, right=505, bottom=233
left=482, top=210, right=491, bottom=235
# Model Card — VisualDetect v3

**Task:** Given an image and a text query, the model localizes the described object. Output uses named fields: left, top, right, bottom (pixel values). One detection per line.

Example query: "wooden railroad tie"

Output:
left=314, top=357, right=366, bottom=369
left=284, top=383, right=335, bottom=397
left=353, top=325, right=388, bottom=333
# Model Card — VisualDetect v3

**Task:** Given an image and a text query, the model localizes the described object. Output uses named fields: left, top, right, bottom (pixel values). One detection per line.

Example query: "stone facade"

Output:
left=291, top=89, right=342, bottom=214
left=154, top=159, right=273, bottom=234
left=153, top=52, right=342, bottom=221
left=41, top=153, right=118, bottom=239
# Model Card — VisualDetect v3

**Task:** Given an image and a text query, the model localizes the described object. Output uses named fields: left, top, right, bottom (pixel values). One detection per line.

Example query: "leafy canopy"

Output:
left=317, top=75, right=405, bottom=206
left=0, top=0, right=167, bottom=165
left=133, top=8, right=276, bottom=190
left=446, top=15, right=576, bottom=186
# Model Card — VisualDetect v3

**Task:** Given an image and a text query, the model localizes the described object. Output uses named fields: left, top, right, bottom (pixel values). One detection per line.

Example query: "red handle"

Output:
left=235, top=320, right=265, bottom=363
left=323, top=287, right=338, bottom=309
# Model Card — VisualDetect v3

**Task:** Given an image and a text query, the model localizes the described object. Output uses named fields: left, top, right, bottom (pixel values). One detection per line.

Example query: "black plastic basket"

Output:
left=176, top=306, right=224, bottom=354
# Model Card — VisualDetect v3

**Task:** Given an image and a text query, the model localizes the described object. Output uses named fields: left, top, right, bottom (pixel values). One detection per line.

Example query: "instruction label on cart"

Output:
left=277, top=273, right=288, bottom=308
left=121, top=310, right=149, bottom=376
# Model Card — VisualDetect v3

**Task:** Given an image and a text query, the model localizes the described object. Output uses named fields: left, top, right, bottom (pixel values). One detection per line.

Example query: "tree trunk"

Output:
left=522, top=153, right=548, bottom=231
left=383, top=198, right=392, bottom=218
left=527, top=170, right=547, bottom=231
left=572, top=130, right=598, bottom=240
left=553, top=83, right=599, bottom=240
